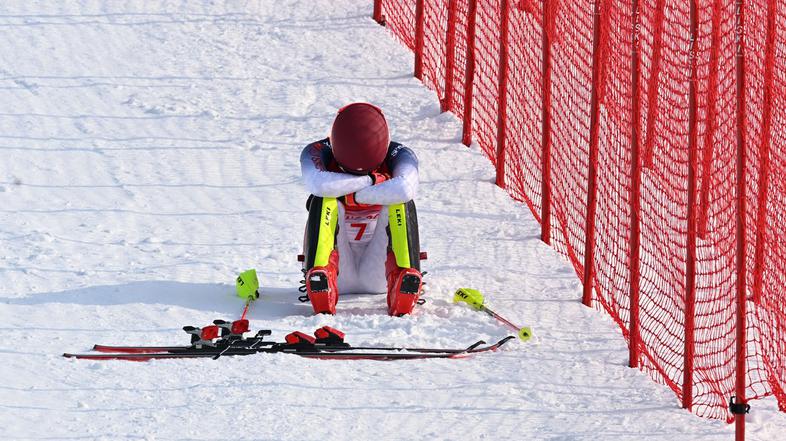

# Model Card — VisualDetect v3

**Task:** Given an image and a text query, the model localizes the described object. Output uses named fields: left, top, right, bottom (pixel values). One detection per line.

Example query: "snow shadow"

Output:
left=6, top=281, right=310, bottom=319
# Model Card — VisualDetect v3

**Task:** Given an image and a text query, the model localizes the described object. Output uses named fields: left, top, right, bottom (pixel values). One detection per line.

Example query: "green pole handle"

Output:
left=453, top=288, right=485, bottom=310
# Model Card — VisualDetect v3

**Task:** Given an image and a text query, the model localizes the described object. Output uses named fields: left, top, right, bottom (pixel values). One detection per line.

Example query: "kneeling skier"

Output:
left=300, top=102, right=422, bottom=316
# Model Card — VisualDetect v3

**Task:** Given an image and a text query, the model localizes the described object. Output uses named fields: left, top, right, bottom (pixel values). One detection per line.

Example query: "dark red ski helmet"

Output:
left=330, top=102, right=390, bottom=174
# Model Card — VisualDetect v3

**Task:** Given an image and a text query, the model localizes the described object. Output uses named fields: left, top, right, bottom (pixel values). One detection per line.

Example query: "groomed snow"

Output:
left=0, top=1, right=782, bottom=440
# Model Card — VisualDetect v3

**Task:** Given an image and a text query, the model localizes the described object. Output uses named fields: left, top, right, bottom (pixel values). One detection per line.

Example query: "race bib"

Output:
left=343, top=207, right=382, bottom=245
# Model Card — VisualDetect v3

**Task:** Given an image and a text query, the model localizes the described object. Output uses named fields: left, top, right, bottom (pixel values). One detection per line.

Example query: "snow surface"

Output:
left=0, top=1, right=783, bottom=440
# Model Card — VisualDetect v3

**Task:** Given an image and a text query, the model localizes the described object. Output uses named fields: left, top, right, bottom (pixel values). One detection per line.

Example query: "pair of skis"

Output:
left=63, top=322, right=514, bottom=362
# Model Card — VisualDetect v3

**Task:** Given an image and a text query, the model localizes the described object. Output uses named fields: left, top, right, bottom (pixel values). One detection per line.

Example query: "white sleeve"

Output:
left=300, top=142, right=372, bottom=197
left=354, top=145, right=419, bottom=205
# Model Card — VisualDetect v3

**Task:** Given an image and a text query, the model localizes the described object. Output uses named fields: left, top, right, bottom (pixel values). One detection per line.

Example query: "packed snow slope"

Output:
left=0, top=1, right=783, bottom=440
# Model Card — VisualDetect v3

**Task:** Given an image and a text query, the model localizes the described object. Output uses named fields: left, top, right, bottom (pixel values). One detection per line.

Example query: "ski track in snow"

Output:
left=0, top=1, right=782, bottom=440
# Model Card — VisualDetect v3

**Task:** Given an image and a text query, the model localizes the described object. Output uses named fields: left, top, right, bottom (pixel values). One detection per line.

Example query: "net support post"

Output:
left=628, top=0, right=642, bottom=369
left=373, top=0, right=385, bottom=25
left=462, top=0, right=479, bottom=146
left=540, top=0, right=554, bottom=244
left=581, top=0, right=604, bottom=307
left=733, top=1, right=748, bottom=439
left=414, top=0, right=426, bottom=79
left=441, top=0, right=459, bottom=112
left=681, top=0, right=700, bottom=411
left=495, top=0, right=511, bottom=189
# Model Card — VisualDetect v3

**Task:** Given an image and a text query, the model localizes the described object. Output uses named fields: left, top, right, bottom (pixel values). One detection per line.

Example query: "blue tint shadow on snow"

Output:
left=5, top=281, right=311, bottom=319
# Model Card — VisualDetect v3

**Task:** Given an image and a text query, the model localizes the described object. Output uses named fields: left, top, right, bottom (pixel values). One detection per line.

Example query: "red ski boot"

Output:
left=306, top=250, right=339, bottom=314
left=386, top=252, right=422, bottom=316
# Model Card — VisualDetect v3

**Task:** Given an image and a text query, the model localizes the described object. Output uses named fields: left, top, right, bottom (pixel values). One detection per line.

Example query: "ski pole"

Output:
left=240, top=299, right=251, bottom=321
left=453, top=288, right=532, bottom=341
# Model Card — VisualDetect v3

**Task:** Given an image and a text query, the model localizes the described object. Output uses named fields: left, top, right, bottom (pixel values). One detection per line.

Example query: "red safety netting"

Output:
left=587, top=0, right=636, bottom=385
left=446, top=0, right=471, bottom=122
left=747, top=0, right=786, bottom=413
left=380, top=0, right=415, bottom=49
left=420, top=1, right=450, bottom=97
left=375, top=0, right=786, bottom=423
left=470, top=3, right=502, bottom=161
left=503, top=5, right=543, bottom=217
left=544, top=1, right=592, bottom=279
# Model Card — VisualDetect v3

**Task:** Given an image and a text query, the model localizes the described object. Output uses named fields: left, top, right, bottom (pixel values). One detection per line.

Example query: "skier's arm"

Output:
left=300, top=142, right=372, bottom=197
left=354, top=145, right=419, bottom=205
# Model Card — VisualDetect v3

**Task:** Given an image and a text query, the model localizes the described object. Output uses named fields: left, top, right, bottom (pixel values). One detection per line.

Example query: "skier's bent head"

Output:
left=330, top=102, right=389, bottom=174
